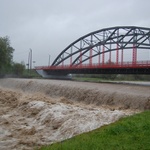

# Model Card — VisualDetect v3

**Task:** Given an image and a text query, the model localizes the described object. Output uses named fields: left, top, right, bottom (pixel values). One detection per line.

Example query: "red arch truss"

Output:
left=52, top=26, right=150, bottom=67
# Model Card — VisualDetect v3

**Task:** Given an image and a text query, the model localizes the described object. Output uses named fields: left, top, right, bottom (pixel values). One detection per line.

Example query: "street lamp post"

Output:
left=30, top=49, right=32, bottom=70
left=27, top=49, right=32, bottom=76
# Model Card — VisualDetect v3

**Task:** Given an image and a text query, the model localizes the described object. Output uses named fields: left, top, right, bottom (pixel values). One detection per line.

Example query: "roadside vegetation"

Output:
left=73, top=74, right=150, bottom=82
left=0, top=36, right=40, bottom=78
left=39, top=111, right=150, bottom=150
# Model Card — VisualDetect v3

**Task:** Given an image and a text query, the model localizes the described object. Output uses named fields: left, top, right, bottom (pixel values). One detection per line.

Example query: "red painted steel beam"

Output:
left=116, top=44, right=119, bottom=65
left=121, top=49, right=124, bottom=65
left=102, top=46, right=105, bottom=65
left=132, top=44, right=137, bottom=64
left=35, top=61, right=150, bottom=71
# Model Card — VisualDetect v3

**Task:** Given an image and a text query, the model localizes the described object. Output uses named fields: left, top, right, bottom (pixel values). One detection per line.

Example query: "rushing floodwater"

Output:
left=0, top=78, right=149, bottom=150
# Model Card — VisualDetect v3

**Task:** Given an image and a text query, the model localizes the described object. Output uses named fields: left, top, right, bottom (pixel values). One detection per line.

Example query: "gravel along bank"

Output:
left=0, top=78, right=149, bottom=150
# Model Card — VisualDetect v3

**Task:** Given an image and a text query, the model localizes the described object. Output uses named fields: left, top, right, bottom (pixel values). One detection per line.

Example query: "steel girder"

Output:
left=52, top=26, right=150, bottom=66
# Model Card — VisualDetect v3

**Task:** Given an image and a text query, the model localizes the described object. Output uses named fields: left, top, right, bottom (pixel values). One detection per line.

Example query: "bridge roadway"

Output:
left=35, top=61, right=150, bottom=76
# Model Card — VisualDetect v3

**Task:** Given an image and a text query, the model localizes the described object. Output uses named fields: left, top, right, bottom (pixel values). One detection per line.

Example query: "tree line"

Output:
left=0, top=36, right=25, bottom=77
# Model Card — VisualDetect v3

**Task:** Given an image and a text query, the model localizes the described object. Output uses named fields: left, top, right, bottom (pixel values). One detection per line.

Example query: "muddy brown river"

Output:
left=0, top=78, right=149, bottom=150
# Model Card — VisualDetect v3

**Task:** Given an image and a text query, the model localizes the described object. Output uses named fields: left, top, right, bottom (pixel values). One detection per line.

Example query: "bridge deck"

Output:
left=36, top=61, right=150, bottom=70
left=35, top=61, right=150, bottom=75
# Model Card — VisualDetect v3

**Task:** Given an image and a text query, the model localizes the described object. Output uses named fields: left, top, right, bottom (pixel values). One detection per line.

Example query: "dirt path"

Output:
left=0, top=78, right=149, bottom=150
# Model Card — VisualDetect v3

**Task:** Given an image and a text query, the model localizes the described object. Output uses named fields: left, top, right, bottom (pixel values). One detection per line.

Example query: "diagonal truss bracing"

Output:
left=52, top=26, right=150, bottom=66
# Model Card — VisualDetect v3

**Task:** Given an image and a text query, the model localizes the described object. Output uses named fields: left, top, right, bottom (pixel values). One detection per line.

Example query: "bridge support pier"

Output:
left=36, top=70, right=72, bottom=79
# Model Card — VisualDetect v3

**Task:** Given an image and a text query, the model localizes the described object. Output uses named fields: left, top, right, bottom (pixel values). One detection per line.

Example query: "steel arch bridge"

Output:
left=35, top=26, right=150, bottom=78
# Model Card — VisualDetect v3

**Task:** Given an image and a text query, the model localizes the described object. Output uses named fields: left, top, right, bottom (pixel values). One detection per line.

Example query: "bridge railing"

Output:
left=35, top=60, right=150, bottom=70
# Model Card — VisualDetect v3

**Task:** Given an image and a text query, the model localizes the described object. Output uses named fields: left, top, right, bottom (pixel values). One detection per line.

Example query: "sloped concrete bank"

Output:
left=0, top=78, right=150, bottom=110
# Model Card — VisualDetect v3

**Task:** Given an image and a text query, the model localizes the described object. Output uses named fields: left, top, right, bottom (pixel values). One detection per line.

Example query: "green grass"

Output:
left=38, top=111, right=150, bottom=150
left=73, top=77, right=108, bottom=82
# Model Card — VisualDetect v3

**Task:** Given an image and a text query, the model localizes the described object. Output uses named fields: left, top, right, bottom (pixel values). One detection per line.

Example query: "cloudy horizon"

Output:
left=1, top=0, right=150, bottom=66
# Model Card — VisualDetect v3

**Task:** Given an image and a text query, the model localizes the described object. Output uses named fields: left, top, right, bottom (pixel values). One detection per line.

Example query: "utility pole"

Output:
left=30, top=49, right=32, bottom=70
left=48, top=54, right=51, bottom=66
left=28, top=51, right=30, bottom=74
left=27, top=49, right=32, bottom=76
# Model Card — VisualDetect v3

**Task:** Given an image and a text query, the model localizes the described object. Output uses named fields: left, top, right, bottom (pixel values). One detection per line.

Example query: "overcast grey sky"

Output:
left=1, top=0, right=150, bottom=66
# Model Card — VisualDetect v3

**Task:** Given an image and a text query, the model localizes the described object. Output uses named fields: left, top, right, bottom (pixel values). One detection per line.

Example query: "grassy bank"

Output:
left=73, top=77, right=103, bottom=82
left=39, top=111, right=150, bottom=150
left=73, top=74, right=150, bottom=82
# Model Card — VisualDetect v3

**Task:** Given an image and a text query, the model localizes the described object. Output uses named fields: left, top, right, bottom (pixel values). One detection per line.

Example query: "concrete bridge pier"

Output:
left=36, top=69, right=72, bottom=79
